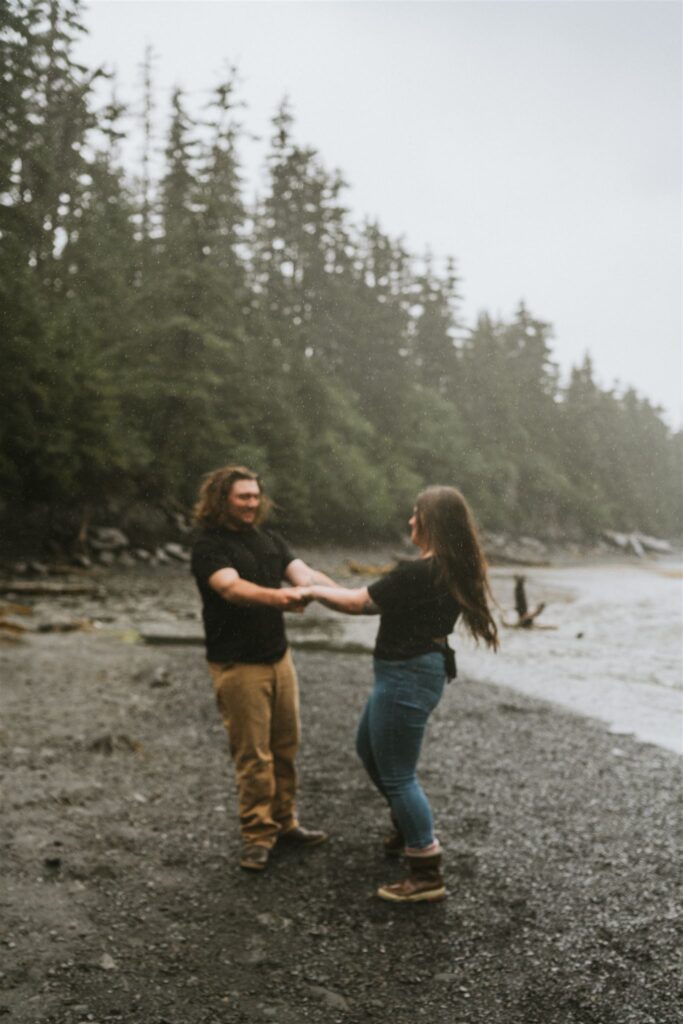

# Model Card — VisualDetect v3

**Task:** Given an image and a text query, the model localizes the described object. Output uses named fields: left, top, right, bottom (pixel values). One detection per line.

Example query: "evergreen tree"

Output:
left=129, top=87, right=229, bottom=499
left=410, top=255, right=461, bottom=393
left=0, top=0, right=128, bottom=515
left=250, top=102, right=377, bottom=529
left=0, top=9, right=679, bottom=545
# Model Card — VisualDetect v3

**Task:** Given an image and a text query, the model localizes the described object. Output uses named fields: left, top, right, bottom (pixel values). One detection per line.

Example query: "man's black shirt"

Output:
left=191, top=526, right=295, bottom=664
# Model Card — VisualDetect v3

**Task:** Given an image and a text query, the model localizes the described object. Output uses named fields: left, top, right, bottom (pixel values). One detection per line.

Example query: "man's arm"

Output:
left=209, top=567, right=308, bottom=610
left=284, top=558, right=338, bottom=588
left=306, top=584, right=379, bottom=616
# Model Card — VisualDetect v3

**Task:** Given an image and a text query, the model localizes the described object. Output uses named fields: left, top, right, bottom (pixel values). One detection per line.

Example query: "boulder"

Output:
left=168, top=510, right=192, bottom=535
left=89, top=527, right=130, bottom=552
left=71, top=553, right=93, bottom=569
left=164, top=543, right=190, bottom=563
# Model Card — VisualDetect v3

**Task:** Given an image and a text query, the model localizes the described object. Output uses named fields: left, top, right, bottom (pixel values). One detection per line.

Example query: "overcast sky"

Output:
left=78, top=0, right=682, bottom=428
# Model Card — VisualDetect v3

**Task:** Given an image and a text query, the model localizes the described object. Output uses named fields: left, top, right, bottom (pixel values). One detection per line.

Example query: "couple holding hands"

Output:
left=191, top=465, right=498, bottom=903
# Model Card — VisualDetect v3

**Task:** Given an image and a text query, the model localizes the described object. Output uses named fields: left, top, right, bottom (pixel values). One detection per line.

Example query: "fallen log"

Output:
left=601, top=530, right=673, bottom=558
left=346, top=559, right=396, bottom=576
left=139, top=628, right=203, bottom=645
left=487, top=553, right=551, bottom=568
left=138, top=626, right=371, bottom=655
left=36, top=619, right=95, bottom=634
left=0, top=580, right=102, bottom=596
left=0, top=603, right=33, bottom=616
left=502, top=576, right=556, bottom=630
left=0, top=616, right=33, bottom=634
left=636, top=533, right=673, bottom=554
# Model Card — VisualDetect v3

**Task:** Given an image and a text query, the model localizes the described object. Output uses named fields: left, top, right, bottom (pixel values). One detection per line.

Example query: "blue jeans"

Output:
left=356, top=652, right=446, bottom=850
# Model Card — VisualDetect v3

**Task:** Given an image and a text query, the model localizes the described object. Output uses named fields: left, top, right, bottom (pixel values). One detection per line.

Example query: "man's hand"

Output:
left=276, top=586, right=312, bottom=612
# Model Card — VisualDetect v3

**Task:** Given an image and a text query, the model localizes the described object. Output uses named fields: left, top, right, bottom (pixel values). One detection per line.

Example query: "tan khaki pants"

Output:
left=208, top=650, right=300, bottom=847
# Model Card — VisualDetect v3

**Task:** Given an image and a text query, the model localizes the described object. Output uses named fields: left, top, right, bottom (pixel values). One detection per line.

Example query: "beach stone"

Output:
left=150, top=666, right=171, bottom=688
left=164, top=543, right=190, bottom=562
left=308, top=986, right=350, bottom=1011
left=71, top=553, right=93, bottom=569
left=89, top=527, right=129, bottom=551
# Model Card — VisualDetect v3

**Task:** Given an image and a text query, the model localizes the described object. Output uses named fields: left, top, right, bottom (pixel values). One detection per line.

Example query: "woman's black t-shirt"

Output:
left=367, top=558, right=461, bottom=661
left=191, top=526, right=295, bottom=664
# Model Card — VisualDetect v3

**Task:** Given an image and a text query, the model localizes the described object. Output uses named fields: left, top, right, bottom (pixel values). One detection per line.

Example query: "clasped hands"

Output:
left=279, top=584, right=323, bottom=613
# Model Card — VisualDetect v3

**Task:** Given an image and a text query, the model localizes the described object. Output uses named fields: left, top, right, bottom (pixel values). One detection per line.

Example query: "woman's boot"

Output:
left=382, top=813, right=404, bottom=858
left=377, top=848, right=447, bottom=903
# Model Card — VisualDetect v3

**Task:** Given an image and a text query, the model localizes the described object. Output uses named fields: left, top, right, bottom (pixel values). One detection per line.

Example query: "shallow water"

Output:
left=470, top=563, right=683, bottom=754
left=291, top=561, right=683, bottom=754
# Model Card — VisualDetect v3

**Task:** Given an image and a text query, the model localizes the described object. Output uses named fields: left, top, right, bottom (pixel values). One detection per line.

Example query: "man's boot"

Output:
left=377, top=848, right=447, bottom=903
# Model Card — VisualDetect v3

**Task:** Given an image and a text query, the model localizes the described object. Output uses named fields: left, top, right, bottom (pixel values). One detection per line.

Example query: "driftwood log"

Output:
left=502, top=575, right=556, bottom=630
left=346, top=559, right=396, bottom=576
left=0, top=580, right=102, bottom=596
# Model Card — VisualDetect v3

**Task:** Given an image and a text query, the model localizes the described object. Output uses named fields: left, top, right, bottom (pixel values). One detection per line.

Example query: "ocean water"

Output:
left=465, top=564, right=683, bottom=755
left=293, top=561, right=683, bottom=755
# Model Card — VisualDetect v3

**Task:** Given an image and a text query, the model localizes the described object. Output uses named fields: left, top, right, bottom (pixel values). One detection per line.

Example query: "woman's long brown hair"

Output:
left=415, top=486, right=499, bottom=650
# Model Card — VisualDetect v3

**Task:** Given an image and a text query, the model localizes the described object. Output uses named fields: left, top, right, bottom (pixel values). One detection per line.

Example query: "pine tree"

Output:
left=0, top=0, right=128, bottom=516
left=410, top=254, right=461, bottom=393
left=1, top=9, right=680, bottom=543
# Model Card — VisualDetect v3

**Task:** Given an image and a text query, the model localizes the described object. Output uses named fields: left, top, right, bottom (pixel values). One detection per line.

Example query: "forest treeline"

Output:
left=1, top=0, right=681, bottom=546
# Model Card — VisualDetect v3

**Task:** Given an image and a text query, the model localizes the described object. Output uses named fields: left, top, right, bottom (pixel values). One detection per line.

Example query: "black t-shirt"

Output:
left=367, top=558, right=461, bottom=661
left=191, top=526, right=295, bottom=664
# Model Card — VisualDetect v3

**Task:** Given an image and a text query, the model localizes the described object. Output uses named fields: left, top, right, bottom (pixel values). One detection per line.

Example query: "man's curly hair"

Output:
left=193, top=465, right=272, bottom=529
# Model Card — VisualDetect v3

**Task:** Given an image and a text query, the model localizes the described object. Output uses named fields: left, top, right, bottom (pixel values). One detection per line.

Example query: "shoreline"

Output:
left=3, top=536, right=681, bottom=579
left=3, top=558, right=681, bottom=758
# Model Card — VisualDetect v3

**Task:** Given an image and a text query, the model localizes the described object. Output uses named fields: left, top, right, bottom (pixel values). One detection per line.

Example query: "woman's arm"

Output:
left=307, top=584, right=379, bottom=616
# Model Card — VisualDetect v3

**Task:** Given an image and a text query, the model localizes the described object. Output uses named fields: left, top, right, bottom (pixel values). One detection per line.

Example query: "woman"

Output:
left=306, top=486, right=498, bottom=903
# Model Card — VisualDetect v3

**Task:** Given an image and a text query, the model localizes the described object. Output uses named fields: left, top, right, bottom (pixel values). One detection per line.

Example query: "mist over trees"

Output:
left=1, top=0, right=681, bottom=545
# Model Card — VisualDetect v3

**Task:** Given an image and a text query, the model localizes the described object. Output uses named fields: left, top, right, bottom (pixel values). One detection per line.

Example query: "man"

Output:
left=191, top=465, right=336, bottom=872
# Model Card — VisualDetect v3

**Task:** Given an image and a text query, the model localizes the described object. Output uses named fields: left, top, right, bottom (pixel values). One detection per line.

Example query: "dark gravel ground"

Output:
left=1, top=567, right=681, bottom=1024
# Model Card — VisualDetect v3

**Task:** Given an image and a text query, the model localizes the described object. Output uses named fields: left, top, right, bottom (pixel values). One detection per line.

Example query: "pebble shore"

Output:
left=1, top=567, right=680, bottom=1023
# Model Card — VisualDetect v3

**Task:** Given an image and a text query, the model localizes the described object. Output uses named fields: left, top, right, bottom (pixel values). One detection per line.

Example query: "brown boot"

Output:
left=278, top=826, right=328, bottom=846
left=377, top=850, right=447, bottom=903
left=239, top=843, right=270, bottom=872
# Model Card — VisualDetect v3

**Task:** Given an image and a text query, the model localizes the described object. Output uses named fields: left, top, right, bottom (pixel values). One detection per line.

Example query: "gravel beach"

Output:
left=1, top=566, right=681, bottom=1024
